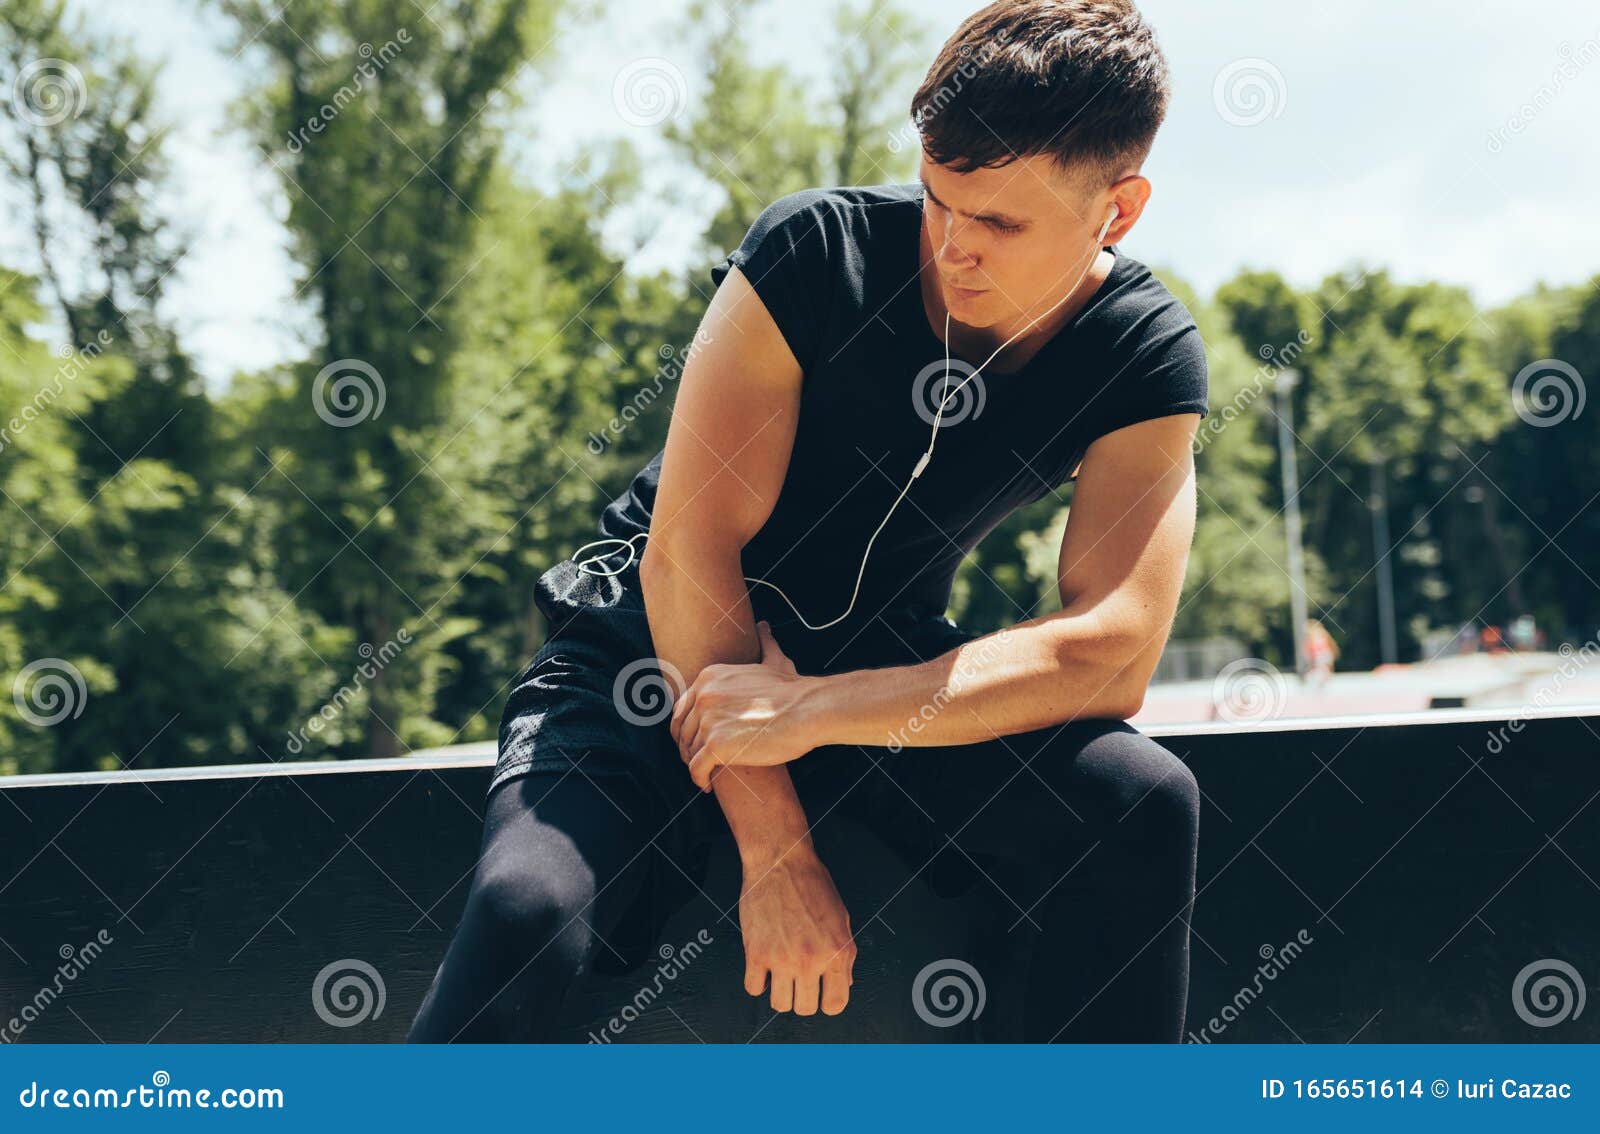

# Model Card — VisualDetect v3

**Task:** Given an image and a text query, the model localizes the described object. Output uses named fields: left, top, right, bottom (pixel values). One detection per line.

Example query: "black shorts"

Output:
left=490, top=553, right=971, bottom=804
left=486, top=553, right=974, bottom=972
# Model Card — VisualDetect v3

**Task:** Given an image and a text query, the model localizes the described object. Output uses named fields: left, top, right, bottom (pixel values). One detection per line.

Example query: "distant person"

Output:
left=1482, top=624, right=1506, bottom=654
left=1304, top=618, right=1338, bottom=690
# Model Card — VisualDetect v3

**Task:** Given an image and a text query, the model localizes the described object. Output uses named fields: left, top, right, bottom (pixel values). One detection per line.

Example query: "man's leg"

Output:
left=405, top=768, right=658, bottom=1043
left=848, top=717, right=1199, bottom=1043
left=1010, top=721, right=1199, bottom=1042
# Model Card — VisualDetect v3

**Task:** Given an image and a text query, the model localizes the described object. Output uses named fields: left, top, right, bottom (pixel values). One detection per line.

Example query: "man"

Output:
left=409, top=0, right=1206, bottom=1043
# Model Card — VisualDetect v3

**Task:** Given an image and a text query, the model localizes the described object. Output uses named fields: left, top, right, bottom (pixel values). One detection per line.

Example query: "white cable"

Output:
left=575, top=207, right=1119, bottom=631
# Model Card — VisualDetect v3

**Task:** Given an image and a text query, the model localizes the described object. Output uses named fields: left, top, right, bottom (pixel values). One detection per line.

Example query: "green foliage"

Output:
left=2, top=0, right=1596, bottom=778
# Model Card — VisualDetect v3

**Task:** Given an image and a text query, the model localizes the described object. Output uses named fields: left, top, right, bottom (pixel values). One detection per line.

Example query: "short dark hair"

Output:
left=911, top=0, right=1172, bottom=187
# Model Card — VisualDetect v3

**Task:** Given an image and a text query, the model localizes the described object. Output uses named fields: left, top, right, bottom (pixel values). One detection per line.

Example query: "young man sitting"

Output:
left=409, top=0, right=1207, bottom=1044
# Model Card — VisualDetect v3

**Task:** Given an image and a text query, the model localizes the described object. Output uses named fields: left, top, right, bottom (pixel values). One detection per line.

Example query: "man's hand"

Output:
left=670, top=620, right=823, bottom=790
left=739, top=842, right=856, bottom=1016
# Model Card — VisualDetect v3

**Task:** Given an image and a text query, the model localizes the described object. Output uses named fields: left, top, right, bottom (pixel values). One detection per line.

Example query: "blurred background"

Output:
left=1, top=0, right=1596, bottom=779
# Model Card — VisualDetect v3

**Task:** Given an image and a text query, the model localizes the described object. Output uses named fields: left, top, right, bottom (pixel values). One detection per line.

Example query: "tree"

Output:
left=210, top=0, right=563, bottom=755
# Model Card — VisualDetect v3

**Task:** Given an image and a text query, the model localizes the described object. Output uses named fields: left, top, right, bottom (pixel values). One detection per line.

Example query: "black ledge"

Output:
left=2, top=706, right=1597, bottom=1043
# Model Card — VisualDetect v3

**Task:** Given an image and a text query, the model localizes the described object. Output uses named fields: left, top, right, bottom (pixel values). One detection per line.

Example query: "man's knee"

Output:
left=1042, top=722, right=1200, bottom=843
left=471, top=854, right=597, bottom=957
left=1130, top=740, right=1200, bottom=844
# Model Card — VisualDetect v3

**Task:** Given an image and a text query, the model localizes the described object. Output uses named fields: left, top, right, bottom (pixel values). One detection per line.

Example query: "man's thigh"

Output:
left=487, top=763, right=717, bottom=974
left=792, top=716, right=1153, bottom=871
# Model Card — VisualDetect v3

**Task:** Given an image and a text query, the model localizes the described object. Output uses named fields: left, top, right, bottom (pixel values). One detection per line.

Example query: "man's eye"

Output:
left=989, top=220, right=1022, bottom=235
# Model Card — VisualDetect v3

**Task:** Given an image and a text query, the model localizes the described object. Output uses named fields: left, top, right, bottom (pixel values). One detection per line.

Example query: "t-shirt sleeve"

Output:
left=709, top=191, right=835, bottom=372
left=1086, top=319, right=1210, bottom=443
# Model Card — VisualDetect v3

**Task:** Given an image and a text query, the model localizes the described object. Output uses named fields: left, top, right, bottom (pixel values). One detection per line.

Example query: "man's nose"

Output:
left=934, top=217, right=979, bottom=270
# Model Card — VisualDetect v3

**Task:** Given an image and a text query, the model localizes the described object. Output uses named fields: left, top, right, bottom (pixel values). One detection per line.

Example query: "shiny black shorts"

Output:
left=486, top=554, right=974, bottom=971
left=489, top=554, right=972, bottom=809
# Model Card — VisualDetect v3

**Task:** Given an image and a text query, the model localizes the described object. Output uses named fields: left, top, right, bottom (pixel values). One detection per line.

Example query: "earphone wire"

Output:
left=574, top=207, right=1119, bottom=631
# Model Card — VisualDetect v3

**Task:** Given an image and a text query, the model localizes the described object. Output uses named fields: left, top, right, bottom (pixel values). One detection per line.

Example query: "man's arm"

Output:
left=638, top=264, right=856, bottom=1018
left=674, top=412, right=1199, bottom=786
left=805, top=413, right=1198, bottom=746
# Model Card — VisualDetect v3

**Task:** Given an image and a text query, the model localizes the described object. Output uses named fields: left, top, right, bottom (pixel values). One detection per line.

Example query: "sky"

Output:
left=15, top=0, right=1600, bottom=387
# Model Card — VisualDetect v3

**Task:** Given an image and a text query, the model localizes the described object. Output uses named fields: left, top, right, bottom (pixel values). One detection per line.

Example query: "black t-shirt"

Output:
left=595, top=182, right=1208, bottom=644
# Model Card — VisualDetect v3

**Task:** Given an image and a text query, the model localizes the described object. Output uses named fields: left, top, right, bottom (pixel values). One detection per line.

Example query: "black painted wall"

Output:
left=2, top=712, right=1597, bottom=1043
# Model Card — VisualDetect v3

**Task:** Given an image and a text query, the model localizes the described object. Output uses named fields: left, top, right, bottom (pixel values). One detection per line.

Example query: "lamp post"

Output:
left=1275, top=369, right=1308, bottom=678
left=1368, top=451, right=1398, bottom=666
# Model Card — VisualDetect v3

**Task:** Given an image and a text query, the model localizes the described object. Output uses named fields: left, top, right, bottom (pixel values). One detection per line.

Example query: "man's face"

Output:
left=918, top=150, right=1106, bottom=330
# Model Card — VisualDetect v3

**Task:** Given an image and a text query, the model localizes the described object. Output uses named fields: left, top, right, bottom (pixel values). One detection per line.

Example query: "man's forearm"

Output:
left=639, top=541, right=816, bottom=865
left=803, top=609, right=1146, bottom=750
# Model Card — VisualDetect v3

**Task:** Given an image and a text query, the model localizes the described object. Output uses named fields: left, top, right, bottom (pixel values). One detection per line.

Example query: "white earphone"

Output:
left=574, top=203, right=1122, bottom=632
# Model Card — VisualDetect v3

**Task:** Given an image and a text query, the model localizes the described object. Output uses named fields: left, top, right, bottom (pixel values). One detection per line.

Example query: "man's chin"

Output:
left=944, top=285, right=998, bottom=325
